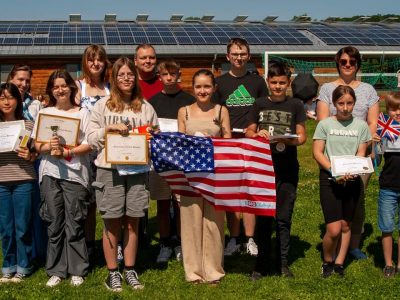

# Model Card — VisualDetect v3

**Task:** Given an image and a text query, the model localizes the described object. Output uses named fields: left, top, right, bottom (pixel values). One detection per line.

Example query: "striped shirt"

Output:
left=0, top=120, right=36, bottom=183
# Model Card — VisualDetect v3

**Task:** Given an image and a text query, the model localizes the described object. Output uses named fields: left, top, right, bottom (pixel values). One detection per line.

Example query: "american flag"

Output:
left=377, top=112, right=400, bottom=143
left=150, top=132, right=276, bottom=216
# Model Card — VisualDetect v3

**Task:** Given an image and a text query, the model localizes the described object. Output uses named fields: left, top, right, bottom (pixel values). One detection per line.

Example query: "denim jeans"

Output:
left=378, top=188, right=400, bottom=233
left=0, top=182, right=34, bottom=275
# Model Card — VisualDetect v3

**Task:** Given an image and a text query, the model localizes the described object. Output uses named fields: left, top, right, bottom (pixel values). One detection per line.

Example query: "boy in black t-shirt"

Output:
left=150, top=59, right=195, bottom=264
left=246, top=61, right=307, bottom=279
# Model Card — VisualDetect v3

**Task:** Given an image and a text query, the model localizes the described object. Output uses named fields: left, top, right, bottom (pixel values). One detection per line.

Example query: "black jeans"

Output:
left=255, top=177, right=298, bottom=272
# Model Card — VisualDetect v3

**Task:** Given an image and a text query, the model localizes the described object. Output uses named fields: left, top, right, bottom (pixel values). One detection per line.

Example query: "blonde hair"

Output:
left=385, top=91, right=400, bottom=112
left=107, top=57, right=143, bottom=113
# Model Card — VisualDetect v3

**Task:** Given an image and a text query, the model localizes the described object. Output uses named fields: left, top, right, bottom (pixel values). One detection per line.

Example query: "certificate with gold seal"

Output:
left=105, top=133, right=148, bottom=165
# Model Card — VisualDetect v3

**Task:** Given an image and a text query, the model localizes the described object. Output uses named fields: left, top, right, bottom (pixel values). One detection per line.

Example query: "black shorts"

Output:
left=319, top=169, right=362, bottom=224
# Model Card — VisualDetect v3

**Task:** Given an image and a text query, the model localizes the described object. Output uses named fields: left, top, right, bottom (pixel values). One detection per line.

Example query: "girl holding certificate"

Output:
left=34, top=70, right=92, bottom=287
left=177, top=69, right=231, bottom=285
left=0, top=83, right=36, bottom=283
left=87, top=57, right=158, bottom=292
left=313, top=85, right=371, bottom=278
left=76, top=44, right=111, bottom=260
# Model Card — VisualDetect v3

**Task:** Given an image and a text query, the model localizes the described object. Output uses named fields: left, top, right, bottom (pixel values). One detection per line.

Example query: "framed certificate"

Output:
left=0, top=120, right=25, bottom=153
left=105, top=133, right=148, bottom=165
left=330, top=155, right=374, bottom=177
left=35, top=113, right=80, bottom=147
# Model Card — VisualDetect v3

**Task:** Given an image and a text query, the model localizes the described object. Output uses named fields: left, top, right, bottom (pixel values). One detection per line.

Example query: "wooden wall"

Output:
left=1, top=55, right=339, bottom=98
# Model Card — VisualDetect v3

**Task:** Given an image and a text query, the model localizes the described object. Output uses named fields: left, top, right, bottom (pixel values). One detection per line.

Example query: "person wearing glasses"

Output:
left=87, top=57, right=158, bottom=292
left=316, top=46, right=379, bottom=260
left=33, top=70, right=92, bottom=287
left=213, top=38, right=268, bottom=257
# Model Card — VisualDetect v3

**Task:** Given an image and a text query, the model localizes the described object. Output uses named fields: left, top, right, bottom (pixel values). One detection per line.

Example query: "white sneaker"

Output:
left=174, top=245, right=183, bottom=262
left=46, top=275, right=62, bottom=287
left=224, top=238, right=241, bottom=256
left=0, top=273, right=13, bottom=283
left=156, top=245, right=173, bottom=263
left=246, top=237, right=258, bottom=256
left=70, top=276, right=84, bottom=286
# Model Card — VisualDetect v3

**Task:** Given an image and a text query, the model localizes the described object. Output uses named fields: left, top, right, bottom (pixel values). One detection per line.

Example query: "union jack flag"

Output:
left=377, top=112, right=400, bottom=143
left=150, top=132, right=276, bottom=216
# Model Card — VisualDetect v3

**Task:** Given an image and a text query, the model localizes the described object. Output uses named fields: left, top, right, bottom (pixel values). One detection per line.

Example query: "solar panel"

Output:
left=18, top=38, right=33, bottom=45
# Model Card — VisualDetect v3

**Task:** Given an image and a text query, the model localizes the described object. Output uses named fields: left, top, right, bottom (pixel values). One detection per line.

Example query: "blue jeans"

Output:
left=0, top=182, right=34, bottom=275
left=378, top=188, right=400, bottom=233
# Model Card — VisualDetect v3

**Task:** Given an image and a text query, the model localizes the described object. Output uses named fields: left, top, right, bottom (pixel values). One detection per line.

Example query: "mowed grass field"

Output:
left=0, top=119, right=398, bottom=299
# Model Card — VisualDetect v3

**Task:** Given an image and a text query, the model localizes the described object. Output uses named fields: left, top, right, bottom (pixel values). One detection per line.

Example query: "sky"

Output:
left=0, top=0, right=398, bottom=22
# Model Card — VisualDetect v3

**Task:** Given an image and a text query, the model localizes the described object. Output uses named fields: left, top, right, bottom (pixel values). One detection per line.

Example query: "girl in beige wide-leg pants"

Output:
left=180, top=196, right=225, bottom=283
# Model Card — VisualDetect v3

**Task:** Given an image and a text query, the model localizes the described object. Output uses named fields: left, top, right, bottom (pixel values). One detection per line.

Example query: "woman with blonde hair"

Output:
left=87, top=57, right=158, bottom=292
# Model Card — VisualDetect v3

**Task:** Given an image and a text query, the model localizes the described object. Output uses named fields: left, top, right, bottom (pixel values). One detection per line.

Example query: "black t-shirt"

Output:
left=247, top=96, right=306, bottom=178
left=379, top=153, right=400, bottom=190
left=213, top=72, right=268, bottom=129
left=150, top=90, right=195, bottom=119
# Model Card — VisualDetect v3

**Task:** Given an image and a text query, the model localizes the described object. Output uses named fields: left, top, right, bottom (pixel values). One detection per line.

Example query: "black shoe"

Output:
left=105, top=271, right=123, bottom=292
left=280, top=266, right=294, bottom=278
left=334, top=264, right=345, bottom=277
left=383, top=266, right=396, bottom=278
left=249, top=271, right=264, bottom=281
left=321, top=262, right=334, bottom=278
left=125, top=269, right=144, bottom=290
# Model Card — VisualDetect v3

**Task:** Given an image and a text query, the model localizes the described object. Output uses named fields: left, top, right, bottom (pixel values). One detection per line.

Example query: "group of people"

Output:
left=0, top=38, right=399, bottom=294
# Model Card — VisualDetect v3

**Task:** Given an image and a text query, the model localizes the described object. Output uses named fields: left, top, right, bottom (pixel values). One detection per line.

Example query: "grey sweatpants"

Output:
left=40, top=175, right=89, bottom=278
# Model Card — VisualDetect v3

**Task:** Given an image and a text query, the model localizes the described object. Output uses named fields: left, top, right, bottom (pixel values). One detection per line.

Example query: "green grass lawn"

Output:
left=0, top=119, right=397, bottom=299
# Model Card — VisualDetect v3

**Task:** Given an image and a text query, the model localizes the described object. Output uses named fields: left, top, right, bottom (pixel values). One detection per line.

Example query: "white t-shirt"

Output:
left=33, top=106, right=91, bottom=188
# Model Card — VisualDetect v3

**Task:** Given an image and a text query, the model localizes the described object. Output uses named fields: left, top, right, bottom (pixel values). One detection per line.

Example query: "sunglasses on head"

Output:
left=339, top=58, right=357, bottom=67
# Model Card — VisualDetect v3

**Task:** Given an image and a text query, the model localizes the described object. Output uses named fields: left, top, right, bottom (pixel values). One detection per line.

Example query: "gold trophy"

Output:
left=50, top=125, right=62, bottom=156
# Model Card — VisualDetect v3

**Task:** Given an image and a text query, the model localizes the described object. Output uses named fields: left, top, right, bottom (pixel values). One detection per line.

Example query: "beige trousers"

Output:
left=180, top=195, right=225, bottom=282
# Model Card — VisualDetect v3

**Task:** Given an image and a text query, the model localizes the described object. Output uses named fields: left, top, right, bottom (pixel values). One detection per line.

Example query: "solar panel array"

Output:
left=308, top=24, right=400, bottom=45
left=0, top=22, right=312, bottom=45
left=0, top=22, right=399, bottom=46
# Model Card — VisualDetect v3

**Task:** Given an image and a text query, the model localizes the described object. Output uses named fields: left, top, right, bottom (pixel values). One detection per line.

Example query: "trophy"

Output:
left=50, top=125, right=62, bottom=156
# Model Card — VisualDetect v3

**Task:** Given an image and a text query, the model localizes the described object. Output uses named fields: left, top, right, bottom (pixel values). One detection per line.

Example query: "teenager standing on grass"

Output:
left=149, top=59, right=195, bottom=264
left=0, top=83, right=36, bottom=283
left=373, top=92, right=400, bottom=278
left=317, top=46, right=379, bottom=260
left=213, top=38, right=268, bottom=257
left=87, top=57, right=158, bottom=292
left=75, top=44, right=111, bottom=261
left=177, top=69, right=231, bottom=285
left=246, top=61, right=306, bottom=279
left=7, top=64, right=47, bottom=262
left=34, top=70, right=92, bottom=287
left=313, top=85, right=371, bottom=278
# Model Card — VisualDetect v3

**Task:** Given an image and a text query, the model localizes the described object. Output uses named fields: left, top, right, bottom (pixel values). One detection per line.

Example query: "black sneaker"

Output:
left=125, top=269, right=144, bottom=290
left=105, top=271, right=123, bottom=292
left=321, top=262, right=334, bottom=278
left=249, top=271, right=264, bottom=281
left=383, top=266, right=396, bottom=278
left=334, top=264, right=345, bottom=277
left=280, top=266, right=294, bottom=278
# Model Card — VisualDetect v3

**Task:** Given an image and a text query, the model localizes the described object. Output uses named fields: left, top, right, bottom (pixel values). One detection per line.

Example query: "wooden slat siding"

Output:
left=1, top=56, right=341, bottom=97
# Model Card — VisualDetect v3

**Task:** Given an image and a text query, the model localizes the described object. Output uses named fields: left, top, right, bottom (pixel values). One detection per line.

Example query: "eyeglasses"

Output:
left=339, top=58, right=357, bottom=67
left=229, top=52, right=249, bottom=59
left=117, top=73, right=135, bottom=80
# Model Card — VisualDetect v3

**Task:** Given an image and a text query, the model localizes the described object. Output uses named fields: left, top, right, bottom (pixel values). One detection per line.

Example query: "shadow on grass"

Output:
left=224, top=235, right=311, bottom=275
